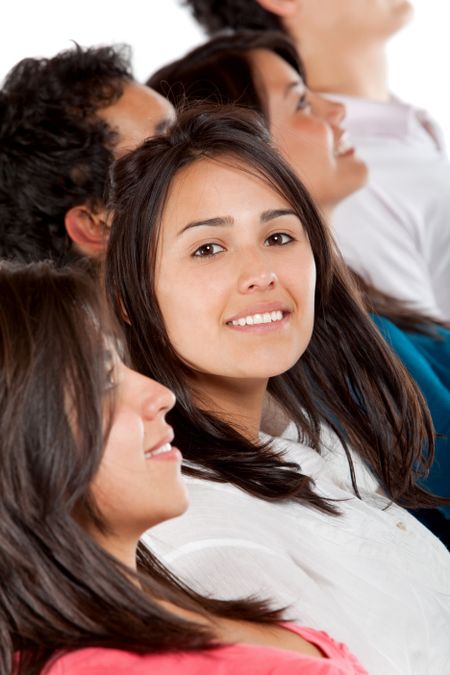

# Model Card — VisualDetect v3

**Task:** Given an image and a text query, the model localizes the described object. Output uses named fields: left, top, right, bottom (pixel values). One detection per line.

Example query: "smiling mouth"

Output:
left=226, top=310, right=291, bottom=328
left=144, top=441, right=173, bottom=459
left=334, top=133, right=355, bottom=157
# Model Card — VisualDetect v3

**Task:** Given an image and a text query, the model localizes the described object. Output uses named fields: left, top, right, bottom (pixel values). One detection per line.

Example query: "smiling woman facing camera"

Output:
left=107, top=107, right=450, bottom=675
left=147, top=29, right=450, bottom=537
left=0, top=262, right=370, bottom=674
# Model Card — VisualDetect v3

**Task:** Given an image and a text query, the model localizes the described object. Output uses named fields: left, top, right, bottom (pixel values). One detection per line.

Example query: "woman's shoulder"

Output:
left=282, top=623, right=369, bottom=673
left=43, top=625, right=368, bottom=674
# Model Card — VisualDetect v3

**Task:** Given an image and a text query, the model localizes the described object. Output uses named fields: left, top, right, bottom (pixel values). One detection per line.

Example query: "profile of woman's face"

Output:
left=155, top=158, right=316, bottom=385
left=90, top=352, right=188, bottom=540
left=248, top=49, right=368, bottom=211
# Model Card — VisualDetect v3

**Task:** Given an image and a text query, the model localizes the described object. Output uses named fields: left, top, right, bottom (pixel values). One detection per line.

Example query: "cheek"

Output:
left=156, top=268, right=220, bottom=363
left=107, top=409, right=143, bottom=456
left=286, top=248, right=316, bottom=313
left=281, top=122, right=335, bottom=188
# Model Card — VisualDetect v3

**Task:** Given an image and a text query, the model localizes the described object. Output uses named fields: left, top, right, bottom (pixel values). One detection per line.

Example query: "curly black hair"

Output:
left=183, top=0, right=283, bottom=34
left=0, top=44, right=133, bottom=263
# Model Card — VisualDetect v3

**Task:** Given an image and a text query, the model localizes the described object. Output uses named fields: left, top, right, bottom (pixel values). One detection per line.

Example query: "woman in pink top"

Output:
left=46, top=626, right=365, bottom=673
left=0, top=262, right=366, bottom=674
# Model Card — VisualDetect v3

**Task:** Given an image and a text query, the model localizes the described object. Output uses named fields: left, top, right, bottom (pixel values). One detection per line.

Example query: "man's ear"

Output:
left=64, top=205, right=109, bottom=258
left=256, top=0, right=299, bottom=18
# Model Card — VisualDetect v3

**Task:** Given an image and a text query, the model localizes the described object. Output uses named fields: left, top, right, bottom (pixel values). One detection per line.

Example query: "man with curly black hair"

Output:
left=0, top=44, right=174, bottom=263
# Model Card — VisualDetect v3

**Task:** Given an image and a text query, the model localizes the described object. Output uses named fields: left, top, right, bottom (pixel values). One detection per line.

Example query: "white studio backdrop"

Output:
left=1, top=0, right=450, bottom=146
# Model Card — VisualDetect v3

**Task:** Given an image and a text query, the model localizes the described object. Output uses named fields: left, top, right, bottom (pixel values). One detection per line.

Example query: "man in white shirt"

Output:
left=184, top=0, right=450, bottom=320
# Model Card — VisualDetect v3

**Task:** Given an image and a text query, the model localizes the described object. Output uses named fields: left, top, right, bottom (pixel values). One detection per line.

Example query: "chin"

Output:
left=159, top=489, right=190, bottom=525
left=334, top=164, right=369, bottom=205
left=390, top=1, right=414, bottom=32
left=246, top=356, right=302, bottom=379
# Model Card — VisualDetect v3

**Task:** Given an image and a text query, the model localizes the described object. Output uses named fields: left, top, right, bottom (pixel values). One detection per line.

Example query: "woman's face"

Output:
left=155, top=159, right=316, bottom=385
left=90, top=352, right=188, bottom=540
left=248, top=49, right=368, bottom=211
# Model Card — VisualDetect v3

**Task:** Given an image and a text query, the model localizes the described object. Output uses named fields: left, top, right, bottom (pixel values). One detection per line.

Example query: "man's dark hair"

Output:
left=0, top=44, right=133, bottom=263
left=183, top=0, right=284, bottom=34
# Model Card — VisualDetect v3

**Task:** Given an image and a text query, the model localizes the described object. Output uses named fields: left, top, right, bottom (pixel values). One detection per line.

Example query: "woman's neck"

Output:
left=191, top=374, right=268, bottom=441
left=92, top=528, right=139, bottom=575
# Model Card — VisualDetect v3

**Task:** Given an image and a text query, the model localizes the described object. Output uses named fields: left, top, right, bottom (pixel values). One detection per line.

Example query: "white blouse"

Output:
left=144, top=423, right=450, bottom=675
left=328, top=94, right=450, bottom=321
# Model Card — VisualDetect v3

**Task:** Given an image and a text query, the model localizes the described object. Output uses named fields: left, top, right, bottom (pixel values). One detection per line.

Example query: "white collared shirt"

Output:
left=144, top=423, right=450, bottom=675
left=328, top=94, right=450, bottom=320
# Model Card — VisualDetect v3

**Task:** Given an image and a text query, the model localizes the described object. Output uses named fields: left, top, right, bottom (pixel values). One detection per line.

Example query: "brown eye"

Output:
left=264, top=233, right=293, bottom=247
left=193, top=243, right=225, bottom=257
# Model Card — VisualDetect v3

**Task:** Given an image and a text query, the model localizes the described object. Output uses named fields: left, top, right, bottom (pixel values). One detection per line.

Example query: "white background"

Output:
left=1, top=0, right=450, bottom=145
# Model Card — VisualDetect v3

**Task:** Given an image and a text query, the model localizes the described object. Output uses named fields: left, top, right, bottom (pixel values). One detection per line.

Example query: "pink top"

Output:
left=44, top=623, right=369, bottom=674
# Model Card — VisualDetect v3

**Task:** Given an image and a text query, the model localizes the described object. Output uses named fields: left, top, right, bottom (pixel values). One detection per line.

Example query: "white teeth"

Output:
left=230, top=310, right=283, bottom=327
left=335, top=134, right=353, bottom=157
left=145, top=442, right=172, bottom=458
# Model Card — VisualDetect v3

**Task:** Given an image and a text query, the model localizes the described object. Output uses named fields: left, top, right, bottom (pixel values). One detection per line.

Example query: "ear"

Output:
left=256, top=0, right=299, bottom=18
left=64, top=205, right=109, bottom=258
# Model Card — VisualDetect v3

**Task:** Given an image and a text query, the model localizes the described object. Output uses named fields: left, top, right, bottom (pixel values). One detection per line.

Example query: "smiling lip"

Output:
left=225, top=303, right=291, bottom=332
left=144, top=429, right=179, bottom=461
left=146, top=445, right=183, bottom=462
left=334, top=131, right=355, bottom=158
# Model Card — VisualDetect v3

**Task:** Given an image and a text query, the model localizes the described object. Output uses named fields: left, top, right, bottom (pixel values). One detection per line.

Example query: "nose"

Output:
left=141, top=376, right=176, bottom=420
left=238, top=265, right=278, bottom=294
left=311, top=92, right=346, bottom=128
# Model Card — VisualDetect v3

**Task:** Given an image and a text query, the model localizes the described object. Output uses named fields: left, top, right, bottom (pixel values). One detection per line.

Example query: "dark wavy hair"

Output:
left=148, top=30, right=302, bottom=118
left=106, top=105, right=445, bottom=516
left=0, top=44, right=133, bottom=264
left=0, top=261, right=280, bottom=675
left=148, top=30, right=446, bottom=334
left=183, top=0, right=283, bottom=34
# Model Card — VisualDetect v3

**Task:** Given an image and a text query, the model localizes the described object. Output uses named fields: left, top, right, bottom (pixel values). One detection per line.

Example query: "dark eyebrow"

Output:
left=284, top=80, right=303, bottom=98
left=179, top=210, right=298, bottom=236
left=260, top=209, right=298, bottom=223
left=179, top=215, right=234, bottom=235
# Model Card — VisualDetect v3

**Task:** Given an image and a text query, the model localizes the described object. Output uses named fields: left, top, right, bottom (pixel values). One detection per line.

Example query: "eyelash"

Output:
left=193, top=242, right=225, bottom=257
left=296, top=93, right=311, bottom=112
left=192, top=233, right=294, bottom=258
left=264, top=232, right=294, bottom=247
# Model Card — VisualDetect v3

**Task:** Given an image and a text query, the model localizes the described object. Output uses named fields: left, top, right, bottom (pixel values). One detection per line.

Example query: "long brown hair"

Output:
left=148, top=30, right=447, bottom=333
left=147, top=30, right=302, bottom=120
left=106, top=106, right=445, bottom=516
left=0, top=261, right=280, bottom=675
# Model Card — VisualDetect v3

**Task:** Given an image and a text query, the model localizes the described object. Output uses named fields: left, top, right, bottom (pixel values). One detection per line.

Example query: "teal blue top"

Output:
left=373, top=315, right=450, bottom=518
